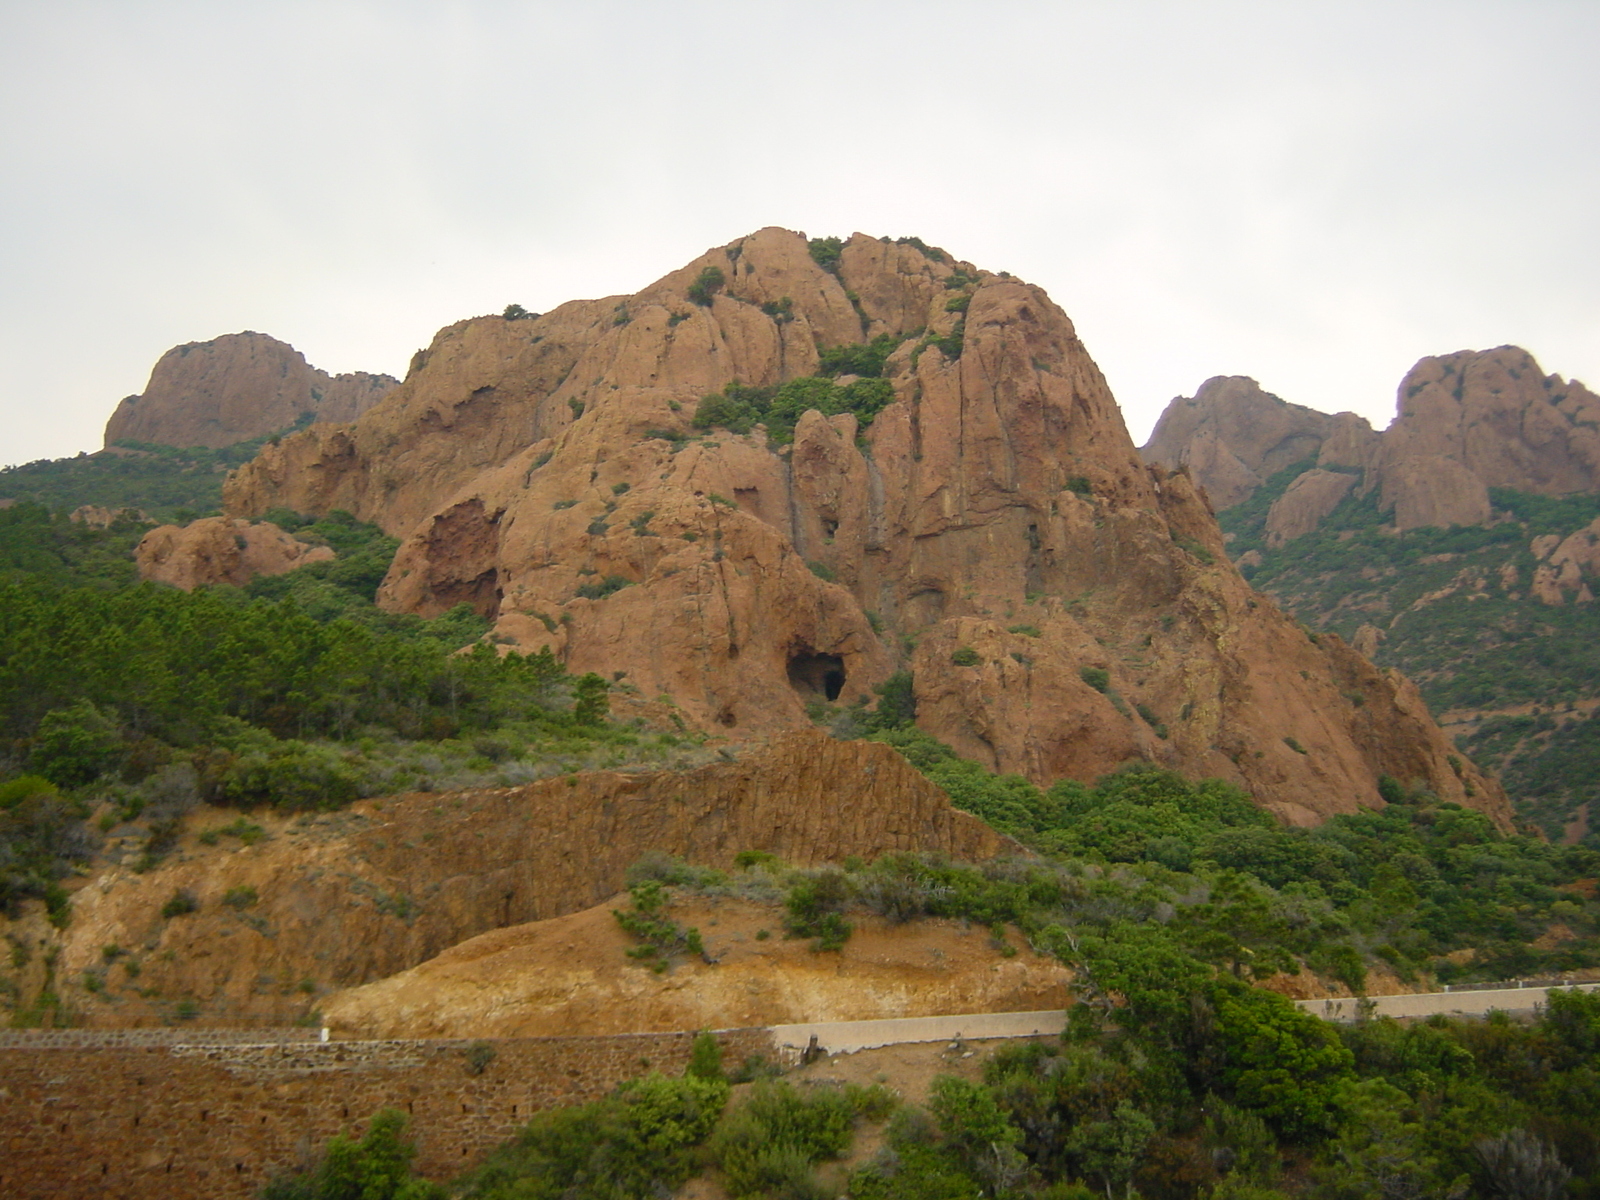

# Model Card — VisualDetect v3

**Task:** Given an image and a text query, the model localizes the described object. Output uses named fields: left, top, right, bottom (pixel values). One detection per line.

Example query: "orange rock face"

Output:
left=1144, top=347, right=1600, bottom=533
left=134, top=516, right=334, bottom=590
left=226, top=228, right=1509, bottom=827
left=104, top=331, right=397, bottom=449
left=1141, top=376, right=1373, bottom=509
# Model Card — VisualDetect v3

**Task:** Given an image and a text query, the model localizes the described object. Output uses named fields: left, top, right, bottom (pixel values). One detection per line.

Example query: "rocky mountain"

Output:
left=1143, top=349, right=1600, bottom=841
left=103, top=331, right=397, bottom=450
left=224, top=227, right=1506, bottom=828
left=1143, top=347, right=1600, bottom=534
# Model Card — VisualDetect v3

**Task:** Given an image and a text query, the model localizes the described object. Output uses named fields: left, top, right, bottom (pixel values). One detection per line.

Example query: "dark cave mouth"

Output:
left=787, top=652, right=846, bottom=702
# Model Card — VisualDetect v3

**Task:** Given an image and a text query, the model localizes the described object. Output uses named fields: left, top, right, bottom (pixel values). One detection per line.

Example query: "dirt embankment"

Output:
left=321, top=893, right=1073, bottom=1039
left=4, top=732, right=1014, bottom=1029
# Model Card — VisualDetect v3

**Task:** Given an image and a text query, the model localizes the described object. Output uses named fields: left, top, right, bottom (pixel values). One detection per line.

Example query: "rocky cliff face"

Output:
left=103, top=331, right=397, bottom=449
left=1143, top=347, right=1600, bottom=532
left=1140, top=376, right=1369, bottom=510
left=225, top=228, right=1508, bottom=827
left=134, top=516, right=334, bottom=589
left=28, top=733, right=1010, bottom=1026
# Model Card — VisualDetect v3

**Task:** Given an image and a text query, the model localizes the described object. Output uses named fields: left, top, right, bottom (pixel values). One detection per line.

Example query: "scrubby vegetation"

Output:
left=0, top=435, right=302, bottom=522
left=0, top=494, right=700, bottom=927
left=272, top=983, right=1600, bottom=1200
left=693, top=372, right=897, bottom=446
left=1220, top=466, right=1600, bottom=842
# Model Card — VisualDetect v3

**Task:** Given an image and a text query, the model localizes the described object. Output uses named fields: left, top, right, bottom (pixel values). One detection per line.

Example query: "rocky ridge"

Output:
left=1142, top=348, right=1600, bottom=533
left=104, top=331, right=397, bottom=450
left=224, top=227, right=1507, bottom=828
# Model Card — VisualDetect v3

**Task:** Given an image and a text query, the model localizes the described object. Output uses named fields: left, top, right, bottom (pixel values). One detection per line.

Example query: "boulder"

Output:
left=135, top=516, right=333, bottom=590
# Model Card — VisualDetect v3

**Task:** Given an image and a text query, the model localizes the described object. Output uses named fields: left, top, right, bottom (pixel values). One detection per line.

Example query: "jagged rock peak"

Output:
left=224, top=227, right=1511, bottom=828
left=104, top=331, right=398, bottom=450
left=1141, top=376, right=1376, bottom=510
left=1143, top=347, right=1600, bottom=532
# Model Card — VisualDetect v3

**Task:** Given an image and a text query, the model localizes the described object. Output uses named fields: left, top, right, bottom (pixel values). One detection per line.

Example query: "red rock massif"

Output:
left=226, top=228, right=1508, bottom=827
left=104, top=331, right=397, bottom=449
left=1143, top=348, right=1600, bottom=534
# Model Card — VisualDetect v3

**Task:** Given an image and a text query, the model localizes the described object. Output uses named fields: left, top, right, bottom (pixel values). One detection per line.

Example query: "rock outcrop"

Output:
left=134, top=516, right=334, bottom=590
left=1530, top=515, right=1600, bottom=605
left=1140, top=376, right=1368, bottom=509
left=225, top=228, right=1509, bottom=827
left=44, top=733, right=1013, bottom=1025
left=104, top=331, right=397, bottom=449
left=1144, top=347, right=1600, bottom=532
left=1264, top=469, right=1358, bottom=547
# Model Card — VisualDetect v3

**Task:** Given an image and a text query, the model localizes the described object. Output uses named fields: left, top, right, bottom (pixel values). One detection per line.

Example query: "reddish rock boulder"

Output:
left=135, top=516, right=333, bottom=590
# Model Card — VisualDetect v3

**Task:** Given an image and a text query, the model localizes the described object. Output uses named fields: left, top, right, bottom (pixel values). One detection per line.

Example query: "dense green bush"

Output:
left=457, top=1073, right=729, bottom=1199
left=707, top=1080, right=861, bottom=1198
left=687, top=266, right=725, bottom=306
left=807, top=237, right=843, bottom=272
left=261, top=1108, right=444, bottom=1199
left=818, top=333, right=901, bottom=378
left=693, top=374, right=896, bottom=445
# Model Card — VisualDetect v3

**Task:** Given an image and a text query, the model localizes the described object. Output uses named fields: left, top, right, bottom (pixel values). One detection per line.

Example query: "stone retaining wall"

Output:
left=0, top=1026, right=323, bottom=1049
left=0, top=1028, right=774, bottom=1200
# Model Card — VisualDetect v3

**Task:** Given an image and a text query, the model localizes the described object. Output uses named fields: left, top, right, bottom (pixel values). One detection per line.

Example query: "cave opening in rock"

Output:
left=788, top=652, right=846, bottom=702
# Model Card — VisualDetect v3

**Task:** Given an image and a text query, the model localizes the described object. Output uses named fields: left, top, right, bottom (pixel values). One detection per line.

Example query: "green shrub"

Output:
left=0, top=775, right=56, bottom=810
left=575, top=575, right=632, bottom=600
left=161, top=889, right=198, bottom=919
left=693, top=375, right=896, bottom=445
left=707, top=1080, right=856, bottom=1198
left=458, top=1074, right=727, bottom=1199
left=807, top=237, right=843, bottom=272
left=687, top=266, right=726, bottom=306
left=1079, top=666, right=1110, bottom=692
left=613, top=880, right=704, bottom=970
left=785, top=868, right=854, bottom=950
left=30, top=700, right=122, bottom=787
left=818, top=334, right=901, bottom=378
left=262, top=1107, right=444, bottom=1199
left=222, top=886, right=258, bottom=910
left=220, top=741, right=362, bottom=811
left=950, top=648, right=982, bottom=667
left=807, top=561, right=836, bottom=582
left=687, top=1030, right=726, bottom=1081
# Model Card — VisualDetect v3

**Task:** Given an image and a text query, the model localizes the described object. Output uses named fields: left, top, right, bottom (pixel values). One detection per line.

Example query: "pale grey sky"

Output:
left=3, top=0, right=1597, bottom=466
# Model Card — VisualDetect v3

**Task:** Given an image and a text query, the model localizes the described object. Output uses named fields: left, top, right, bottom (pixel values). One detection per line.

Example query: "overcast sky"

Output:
left=3, top=0, right=1597, bottom=467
